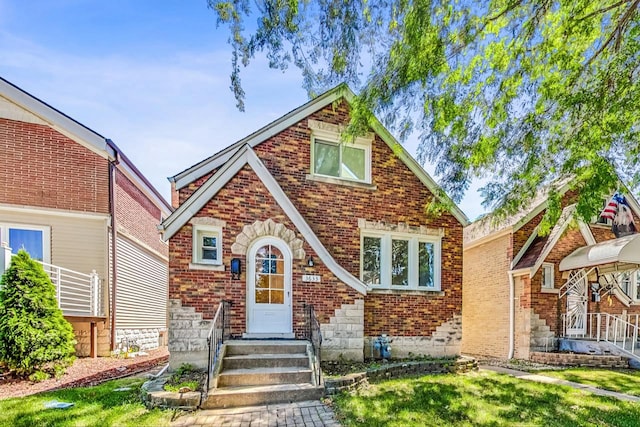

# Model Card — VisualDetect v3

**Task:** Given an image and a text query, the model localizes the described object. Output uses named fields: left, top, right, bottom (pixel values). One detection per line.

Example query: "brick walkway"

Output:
left=171, top=400, right=341, bottom=427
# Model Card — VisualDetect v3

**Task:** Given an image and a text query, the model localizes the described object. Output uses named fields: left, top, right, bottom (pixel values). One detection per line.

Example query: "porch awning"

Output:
left=559, top=233, right=640, bottom=272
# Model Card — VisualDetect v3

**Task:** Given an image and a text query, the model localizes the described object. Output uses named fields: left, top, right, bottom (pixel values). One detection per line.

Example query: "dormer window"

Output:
left=309, top=119, right=372, bottom=184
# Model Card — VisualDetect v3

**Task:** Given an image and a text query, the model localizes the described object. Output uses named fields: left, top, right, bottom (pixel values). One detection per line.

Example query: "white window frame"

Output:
left=593, top=197, right=613, bottom=226
left=192, top=224, right=222, bottom=266
left=309, top=120, right=372, bottom=184
left=360, top=230, right=441, bottom=291
left=618, top=270, right=640, bottom=302
left=0, top=223, right=51, bottom=263
left=541, top=263, right=555, bottom=289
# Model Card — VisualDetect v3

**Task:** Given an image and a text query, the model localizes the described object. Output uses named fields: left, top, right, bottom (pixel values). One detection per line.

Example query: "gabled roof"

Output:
left=159, top=144, right=368, bottom=295
left=0, top=77, right=172, bottom=214
left=511, top=205, right=591, bottom=277
left=169, top=84, right=468, bottom=226
left=465, top=178, right=640, bottom=247
left=464, top=178, right=573, bottom=246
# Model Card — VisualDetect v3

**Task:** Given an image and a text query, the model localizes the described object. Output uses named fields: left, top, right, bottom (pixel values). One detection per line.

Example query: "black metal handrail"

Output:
left=206, top=300, right=231, bottom=391
left=304, top=303, right=322, bottom=385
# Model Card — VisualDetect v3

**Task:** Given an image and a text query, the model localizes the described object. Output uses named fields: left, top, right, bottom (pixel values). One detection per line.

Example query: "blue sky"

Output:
left=0, top=0, right=486, bottom=220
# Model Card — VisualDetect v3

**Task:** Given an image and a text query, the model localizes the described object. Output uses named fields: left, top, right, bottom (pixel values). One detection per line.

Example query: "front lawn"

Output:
left=535, top=367, right=640, bottom=397
left=331, top=370, right=640, bottom=426
left=0, top=378, right=173, bottom=427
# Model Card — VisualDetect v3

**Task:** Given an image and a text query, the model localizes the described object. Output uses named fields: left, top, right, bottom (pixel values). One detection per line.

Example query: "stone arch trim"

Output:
left=231, top=218, right=306, bottom=259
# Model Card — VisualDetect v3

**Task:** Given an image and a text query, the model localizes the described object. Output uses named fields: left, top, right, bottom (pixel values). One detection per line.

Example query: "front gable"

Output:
left=161, top=144, right=368, bottom=295
left=171, top=85, right=468, bottom=226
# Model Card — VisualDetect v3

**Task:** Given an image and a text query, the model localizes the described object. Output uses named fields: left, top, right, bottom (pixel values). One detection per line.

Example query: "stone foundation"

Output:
left=116, top=328, right=166, bottom=351
left=168, top=299, right=212, bottom=370
left=321, top=299, right=365, bottom=361
left=365, top=315, right=462, bottom=359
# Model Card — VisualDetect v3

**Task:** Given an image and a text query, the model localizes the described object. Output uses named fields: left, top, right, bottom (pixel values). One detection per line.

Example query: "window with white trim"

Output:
left=541, top=263, right=554, bottom=289
left=0, top=223, right=50, bottom=263
left=619, top=270, right=640, bottom=302
left=594, top=197, right=613, bottom=226
left=361, top=231, right=441, bottom=290
left=192, top=225, right=222, bottom=265
left=309, top=119, right=372, bottom=184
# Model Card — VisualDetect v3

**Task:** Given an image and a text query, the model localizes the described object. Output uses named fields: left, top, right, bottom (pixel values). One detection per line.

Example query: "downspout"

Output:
left=508, top=272, right=515, bottom=359
left=107, top=140, right=120, bottom=351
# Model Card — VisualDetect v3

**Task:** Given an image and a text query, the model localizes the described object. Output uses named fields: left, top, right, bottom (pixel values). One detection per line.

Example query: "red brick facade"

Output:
left=0, top=118, right=110, bottom=213
left=464, top=193, right=640, bottom=359
left=115, top=170, right=167, bottom=255
left=169, top=99, right=464, bottom=341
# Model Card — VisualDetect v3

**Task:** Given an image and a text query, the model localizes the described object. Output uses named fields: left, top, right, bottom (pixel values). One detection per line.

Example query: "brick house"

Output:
left=159, top=84, right=468, bottom=368
left=0, top=77, right=172, bottom=357
left=463, top=183, right=640, bottom=361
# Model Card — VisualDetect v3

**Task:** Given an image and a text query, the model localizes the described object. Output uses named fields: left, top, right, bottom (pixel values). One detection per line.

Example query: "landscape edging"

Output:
left=324, top=356, right=478, bottom=395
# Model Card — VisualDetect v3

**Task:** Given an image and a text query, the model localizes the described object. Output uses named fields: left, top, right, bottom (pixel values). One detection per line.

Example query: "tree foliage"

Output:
left=209, top=0, right=640, bottom=223
left=0, top=250, right=76, bottom=377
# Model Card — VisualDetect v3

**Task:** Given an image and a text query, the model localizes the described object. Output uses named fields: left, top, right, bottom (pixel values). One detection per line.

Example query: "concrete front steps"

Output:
left=202, top=340, right=323, bottom=409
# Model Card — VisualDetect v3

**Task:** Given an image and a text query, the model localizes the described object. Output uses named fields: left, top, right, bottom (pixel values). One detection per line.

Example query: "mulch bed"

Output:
left=0, top=347, right=169, bottom=400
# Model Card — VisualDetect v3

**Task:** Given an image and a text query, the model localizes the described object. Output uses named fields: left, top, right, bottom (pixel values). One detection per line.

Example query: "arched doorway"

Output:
left=246, top=237, right=293, bottom=336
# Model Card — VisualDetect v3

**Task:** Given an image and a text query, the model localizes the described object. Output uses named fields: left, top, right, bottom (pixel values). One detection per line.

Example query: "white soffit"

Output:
left=559, top=233, right=640, bottom=271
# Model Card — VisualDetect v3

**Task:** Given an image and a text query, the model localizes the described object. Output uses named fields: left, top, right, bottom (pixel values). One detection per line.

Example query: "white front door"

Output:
left=566, top=270, right=588, bottom=336
left=246, top=238, right=292, bottom=335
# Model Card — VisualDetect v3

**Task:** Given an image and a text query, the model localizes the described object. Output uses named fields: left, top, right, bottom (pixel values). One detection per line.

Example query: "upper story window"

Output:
left=361, top=230, right=441, bottom=291
left=192, top=224, right=222, bottom=265
left=541, top=263, right=554, bottom=289
left=0, top=223, right=51, bottom=263
left=594, top=197, right=613, bottom=226
left=309, top=119, right=372, bottom=184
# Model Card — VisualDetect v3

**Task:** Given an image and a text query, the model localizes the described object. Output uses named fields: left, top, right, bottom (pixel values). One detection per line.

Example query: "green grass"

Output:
left=0, top=378, right=173, bottom=427
left=535, top=367, right=640, bottom=397
left=331, top=370, right=640, bottom=426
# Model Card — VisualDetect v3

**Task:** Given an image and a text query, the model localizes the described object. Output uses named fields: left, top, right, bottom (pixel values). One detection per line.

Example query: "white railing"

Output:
left=561, top=312, right=640, bottom=358
left=1, top=245, right=103, bottom=317
left=40, top=262, right=103, bottom=317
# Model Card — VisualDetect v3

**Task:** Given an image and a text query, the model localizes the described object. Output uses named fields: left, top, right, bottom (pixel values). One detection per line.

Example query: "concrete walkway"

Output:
left=171, top=400, right=341, bottom=427
left=481, top=365, right=640, bottom=402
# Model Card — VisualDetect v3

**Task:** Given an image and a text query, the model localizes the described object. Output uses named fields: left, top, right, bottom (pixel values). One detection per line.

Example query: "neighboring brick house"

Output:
left=159, top=84, right=468, bottom=368
left=0, top=77, right=172, bottom=357
left=463, top=183, right=640, bottom=360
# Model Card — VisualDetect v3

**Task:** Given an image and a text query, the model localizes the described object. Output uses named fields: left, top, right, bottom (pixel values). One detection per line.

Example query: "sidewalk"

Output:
left=480, top=365, right=640, bottom=402
left=171, top=400, right=341, bottom=427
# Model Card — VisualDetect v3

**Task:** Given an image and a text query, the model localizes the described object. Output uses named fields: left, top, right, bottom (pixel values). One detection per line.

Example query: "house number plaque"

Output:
left=302, top=275, right=321, bottom=283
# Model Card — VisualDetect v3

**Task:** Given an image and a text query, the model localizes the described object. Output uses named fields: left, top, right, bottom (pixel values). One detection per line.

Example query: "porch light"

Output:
left=307, top=256, right=314, bottom=267
left=230, top=258, right=241, bottom=280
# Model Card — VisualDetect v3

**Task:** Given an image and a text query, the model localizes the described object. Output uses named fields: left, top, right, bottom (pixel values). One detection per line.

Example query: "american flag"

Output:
left=600, top=193, right=620, bottom=220
left=600, top=193, right=636, bottom=226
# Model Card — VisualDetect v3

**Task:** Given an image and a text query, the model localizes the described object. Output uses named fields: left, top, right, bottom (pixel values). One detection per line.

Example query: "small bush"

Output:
left=28, top=370, right=50, bottom=382
left=0, top=250, right=76, bottom=377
